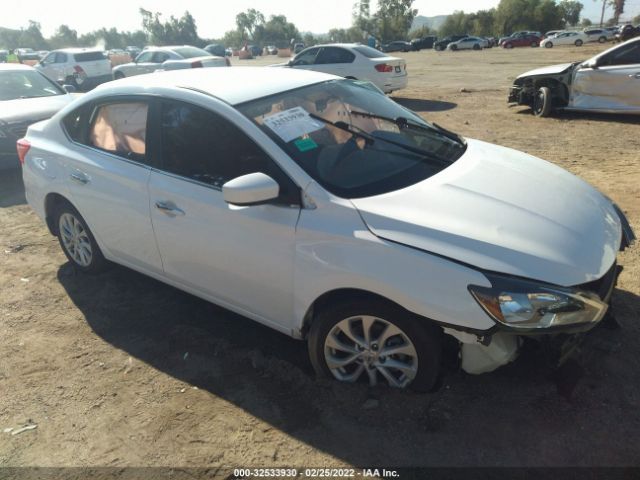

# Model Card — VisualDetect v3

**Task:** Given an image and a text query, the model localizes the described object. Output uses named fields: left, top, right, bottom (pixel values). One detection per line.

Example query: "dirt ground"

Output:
left=1, top=44, right=639, bottom=472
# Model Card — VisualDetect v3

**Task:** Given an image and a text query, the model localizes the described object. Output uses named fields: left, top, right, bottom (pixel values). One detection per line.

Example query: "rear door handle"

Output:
left=155, top=201, right=185, bottom=216
left=70, top=172, right=89, bottom=184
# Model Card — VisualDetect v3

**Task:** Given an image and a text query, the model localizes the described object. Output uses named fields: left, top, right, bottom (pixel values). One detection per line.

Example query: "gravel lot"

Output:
left=1, top=44, right=639, bottom=470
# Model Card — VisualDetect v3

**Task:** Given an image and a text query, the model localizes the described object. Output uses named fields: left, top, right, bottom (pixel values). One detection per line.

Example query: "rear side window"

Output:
left=73, top=51, right=107, bottom=62
left=173, top=47, right=210, bottom=59
left=89, top=102, right=148, bottom=160
left=317, top=47, right=355, bottom=64
left=353, top=46, right=387, bottom=58
left=62, top=106, right=88, bottom=142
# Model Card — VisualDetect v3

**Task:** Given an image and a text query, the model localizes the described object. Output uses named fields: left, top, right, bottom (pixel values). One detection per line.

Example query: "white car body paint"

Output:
left=271, top=43, right=408, bottom=94
left=21, top=67, right=629, bottom=376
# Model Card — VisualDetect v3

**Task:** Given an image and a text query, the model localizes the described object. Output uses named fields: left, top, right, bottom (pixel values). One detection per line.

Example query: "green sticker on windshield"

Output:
left=294, top=137, right=318, bottom=152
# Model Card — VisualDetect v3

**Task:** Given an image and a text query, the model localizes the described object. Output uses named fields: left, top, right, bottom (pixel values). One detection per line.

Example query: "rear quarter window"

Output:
left=73, top=52, right=107, bottom=62
left=353, top=46, right=387, bottom=58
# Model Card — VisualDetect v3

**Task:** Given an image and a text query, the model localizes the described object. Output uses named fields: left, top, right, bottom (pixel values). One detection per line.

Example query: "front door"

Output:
left=148, top=99, right=301, bottom=330
left=572, top=40, right=640, bottom=111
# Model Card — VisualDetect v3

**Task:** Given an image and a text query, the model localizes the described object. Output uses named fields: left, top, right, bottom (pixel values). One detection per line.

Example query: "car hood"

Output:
left=517, top=62, right=574, bottom=79
left=351, top=139, right=621, bottom=287
left=0, top=94, right=76, bottom=123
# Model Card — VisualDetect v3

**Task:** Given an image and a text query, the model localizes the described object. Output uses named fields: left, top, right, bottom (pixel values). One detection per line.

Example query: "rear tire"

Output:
left=533, top=86, right=553, bottom=117
left=473, top=43, right=481, bottom=50
left=505, top=43, right=513, bottom=49
left=531, top=41, right=538, bottom=47
left=55, top=202, right=108, bottom=274
left=114, top=71, right=125, bottom=79
left=575, top=39, right=583, bottom=46
left=598, top=36, right=606, bottom=43
left=308, top=299, right=442, bottom=392
left=450, top=44, right=457, bottom=51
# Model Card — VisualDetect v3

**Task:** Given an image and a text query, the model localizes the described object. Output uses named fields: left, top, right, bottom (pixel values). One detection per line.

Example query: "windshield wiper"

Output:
left=349, top=109, right=466, bottom=145
left=309, top=112, right=451, bottom=166
left=308, top=113, right=374, bottom=145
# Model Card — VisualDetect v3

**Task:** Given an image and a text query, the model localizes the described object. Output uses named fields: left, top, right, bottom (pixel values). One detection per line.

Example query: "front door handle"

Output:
left=155, top=201, right=185, bottom=216
left=629, top=73, right=640, bottom=79
left=70, top=172, right=89, bottom=184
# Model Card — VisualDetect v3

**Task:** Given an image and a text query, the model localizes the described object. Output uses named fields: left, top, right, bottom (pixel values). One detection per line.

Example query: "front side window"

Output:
left=159, top=101, right=299, bottom=204
left=600, top=42, right=640, bottom=66
left=292, top=48, right=320, bottom=66
left=135, top=51, right=154, bottom=63
left=238, top=80, right=466, bottom=199
left=89, top=102, right=148, bottom=160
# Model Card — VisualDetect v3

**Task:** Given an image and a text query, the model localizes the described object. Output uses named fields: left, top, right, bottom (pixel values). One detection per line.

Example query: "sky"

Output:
left=1, top=0, right=638, bottom=39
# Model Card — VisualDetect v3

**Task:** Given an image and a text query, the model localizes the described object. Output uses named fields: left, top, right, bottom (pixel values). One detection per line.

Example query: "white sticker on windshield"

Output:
left=263, top=106, right=324, bottom=143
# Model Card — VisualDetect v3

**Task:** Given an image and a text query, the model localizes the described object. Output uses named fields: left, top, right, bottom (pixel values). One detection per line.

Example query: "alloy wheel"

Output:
left=323, top=315, right=418, bottom=388
left=59, top=213, right=93, bottom=267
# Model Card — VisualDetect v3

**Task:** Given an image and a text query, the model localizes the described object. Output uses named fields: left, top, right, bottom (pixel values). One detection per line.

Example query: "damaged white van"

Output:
left=20, top=67, right=636, bottom=391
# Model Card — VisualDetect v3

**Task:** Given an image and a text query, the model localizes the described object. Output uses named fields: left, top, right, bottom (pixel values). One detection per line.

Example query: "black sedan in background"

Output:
left=433, top=35, right=469, bottom=51
left=381, top=41, right=412, bottom=52
left=0, top=64, right=77, bottom=169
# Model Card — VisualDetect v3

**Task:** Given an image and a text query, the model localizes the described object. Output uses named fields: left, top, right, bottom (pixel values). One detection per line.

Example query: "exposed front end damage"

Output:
left=447, top=256, right=629, bottom=375
left=508, top=63, right=578, bottom=113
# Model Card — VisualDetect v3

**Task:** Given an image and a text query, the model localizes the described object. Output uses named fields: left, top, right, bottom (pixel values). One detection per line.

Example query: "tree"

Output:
left=473, top=9, right=497, bottom=36
left=256, top=15, right=300, bottom=48
left=140, top=8, right=200, bottom=46
left=558, top=0, right=584, bottom=26
left=581, top=17, right=593, bottom=26
left=634, top=14, right=640, bottom=24
left=374, top=0, right=417, bottom=42
left=353, top=0, right=377, bottom=38
left=408, top=25, right=434, bottom=39
left=235, top=8, right=265, bottom=41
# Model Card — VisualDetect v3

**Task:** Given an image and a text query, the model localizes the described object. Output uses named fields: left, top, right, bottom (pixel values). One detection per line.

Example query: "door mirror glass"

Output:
left=222, top=173, right=280, bottom=206
left=584, top=58, right=599, bottom=69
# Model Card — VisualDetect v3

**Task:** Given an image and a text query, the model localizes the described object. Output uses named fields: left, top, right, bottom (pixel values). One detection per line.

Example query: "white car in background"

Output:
left=19, top=67, right=634, bottom=391
left=541, top=31, right=589, bottom=48
left=274, top=43, right=407, bottom=94
left=36, top=49, right=113, bottom=91
left=447, top=37, right=488, bottom=51
left=583, top=28, right=615, bottom=43
left=112, top=46, right=229, bottom=79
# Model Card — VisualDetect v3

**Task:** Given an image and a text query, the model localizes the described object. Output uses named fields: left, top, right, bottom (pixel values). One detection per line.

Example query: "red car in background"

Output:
left=502, top=34, right=541, bottom=48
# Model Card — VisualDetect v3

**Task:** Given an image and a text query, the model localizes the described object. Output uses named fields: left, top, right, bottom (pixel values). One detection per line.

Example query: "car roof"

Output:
left=94, top=66, right=340, bottom=105
left=0, top=63, right=36, bottom=72
left=52, top=48, right=105, bottom=54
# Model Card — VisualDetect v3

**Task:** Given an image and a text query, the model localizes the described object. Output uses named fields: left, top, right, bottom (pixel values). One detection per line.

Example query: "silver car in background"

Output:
left=113, top=46, right=229, bottom=79
left=509, top=37, right=640, bottom=116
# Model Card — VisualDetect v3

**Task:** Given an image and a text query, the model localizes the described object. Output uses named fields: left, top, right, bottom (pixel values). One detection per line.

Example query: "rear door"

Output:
left=62, top=97, right=163, bottom=272
left=572, top=40, right=640, bottom=111
left=147, top=99, right=301, bottom=328
left=38, top=52, right=67, bottom=82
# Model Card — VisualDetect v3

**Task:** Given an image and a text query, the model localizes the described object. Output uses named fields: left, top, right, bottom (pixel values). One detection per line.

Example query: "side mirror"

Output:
left=222, top=172, right=279, bottom=206
left=585, top=58, right=599, bottom=69
left=63, top=84, right=77, bottom=93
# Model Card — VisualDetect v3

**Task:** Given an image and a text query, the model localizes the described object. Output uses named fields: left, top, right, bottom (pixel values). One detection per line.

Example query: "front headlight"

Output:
left=469, top=274, right=608, bottom=330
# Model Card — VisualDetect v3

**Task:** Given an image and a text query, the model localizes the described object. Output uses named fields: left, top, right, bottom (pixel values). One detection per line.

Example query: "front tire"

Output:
left=575, top=39, right=583, bottom=46
left=114, top=71, right=125, bottom=79
left=598, top=36, right=606, bottom=43
left=450, top=44, right=457, bottom=51
left=473, top=43, right=481, bottom=50
left=308, top=300, right=442, bottom=392
left=55, top=203, right=107, bottom=274
left=545, top=42, right=553, bottom=48
left=505, top=43, right=513, bottom=49
left=533, top=86, right=553, bottom=117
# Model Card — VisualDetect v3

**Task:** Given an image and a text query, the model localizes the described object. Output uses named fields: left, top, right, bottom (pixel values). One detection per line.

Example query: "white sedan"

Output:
left=541, top=31, right=589, bottom=48
left=447, top=37, right=487, bottom=51
left=20, top=67, right=634, bottom=391
left=112, top=46, right=228, bottom=79
left=273, top=43, right=407, bottom=94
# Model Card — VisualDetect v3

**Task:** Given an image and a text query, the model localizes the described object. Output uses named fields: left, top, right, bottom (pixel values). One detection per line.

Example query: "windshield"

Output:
left=238, top=80, right=466, bottom=198
left=0, top=70, right=64, bottom=101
